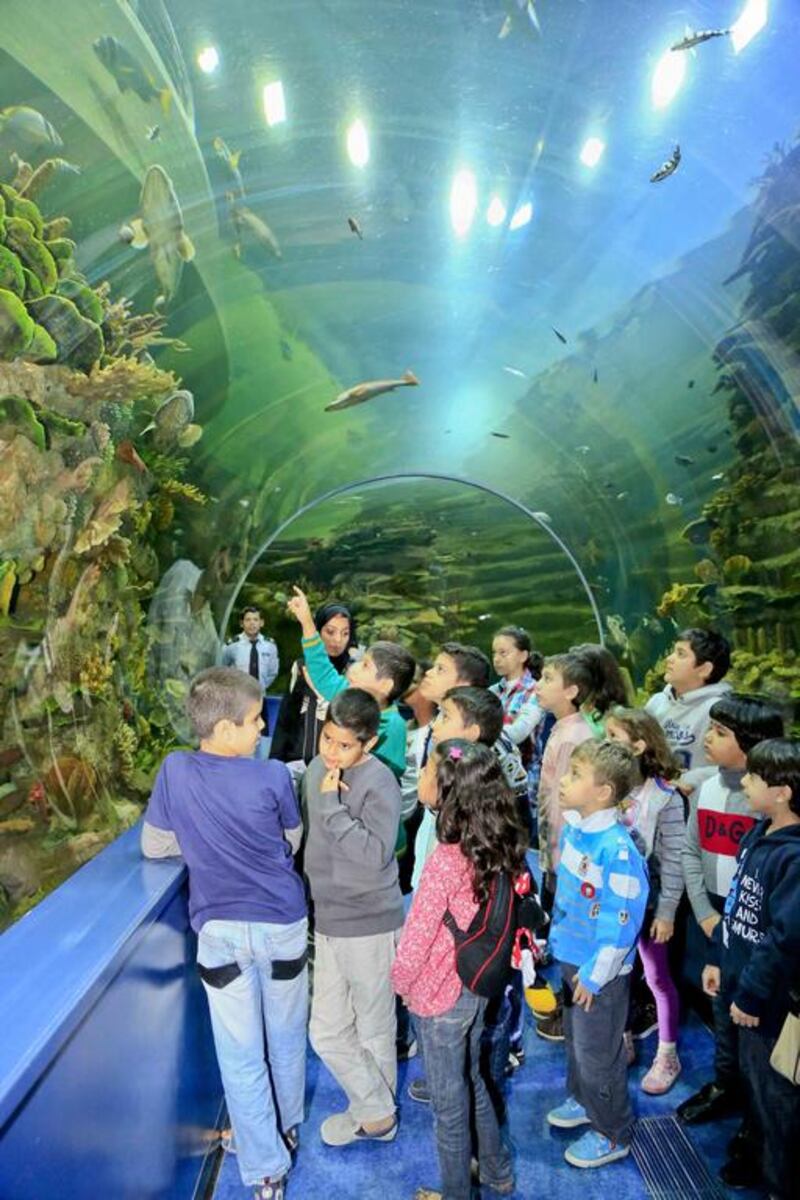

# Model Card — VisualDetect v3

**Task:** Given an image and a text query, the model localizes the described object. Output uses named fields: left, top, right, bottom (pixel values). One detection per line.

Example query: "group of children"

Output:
left=141, top=598, right=799, bottom=1200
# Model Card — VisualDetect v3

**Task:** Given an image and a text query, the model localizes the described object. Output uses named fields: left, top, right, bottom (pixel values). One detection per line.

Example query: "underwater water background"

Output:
left=0, top=0, right=799, bottom=921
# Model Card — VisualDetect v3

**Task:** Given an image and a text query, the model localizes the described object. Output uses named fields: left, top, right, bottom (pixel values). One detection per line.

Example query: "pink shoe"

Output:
left=641, top=1051, right=681, bottom=1095
left=623, top=1030, right=636, bottom=1067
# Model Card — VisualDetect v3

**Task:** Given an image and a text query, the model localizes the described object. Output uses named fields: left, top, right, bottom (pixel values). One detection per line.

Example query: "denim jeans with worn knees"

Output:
left=198, top=918, right=308, bottom=1187
left=417, top=989, right=512, bottom=1200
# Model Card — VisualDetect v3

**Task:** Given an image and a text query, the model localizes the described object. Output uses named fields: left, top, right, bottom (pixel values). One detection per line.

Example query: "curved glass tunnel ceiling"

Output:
left=1, top=0, right=799, bottom=653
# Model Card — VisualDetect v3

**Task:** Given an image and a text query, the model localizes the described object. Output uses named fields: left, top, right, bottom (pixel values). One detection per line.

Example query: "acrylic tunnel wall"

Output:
left=0, top=0, right=799, bottom=1112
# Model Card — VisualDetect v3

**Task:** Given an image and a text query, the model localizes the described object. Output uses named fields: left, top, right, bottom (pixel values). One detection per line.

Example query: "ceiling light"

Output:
left=346, top=119, right=369, bottom=167
left=263, top=81, right=286, bottom=126
left=486, top=195, right=507, bottom=226
left=651, top=47, right=687, bottom=109
left=731, top=0, right=768, bottom=53
left=509, top=201, right=532, bottom=230
left=450, top=169, right=478, bottom=237
left=580, top=137, right=606, bottom=167
left=197, top=46, right=219, bottom=74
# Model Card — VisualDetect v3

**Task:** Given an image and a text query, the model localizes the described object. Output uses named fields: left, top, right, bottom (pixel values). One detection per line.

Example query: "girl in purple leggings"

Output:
left=606, top=707, right=686, bottom=1094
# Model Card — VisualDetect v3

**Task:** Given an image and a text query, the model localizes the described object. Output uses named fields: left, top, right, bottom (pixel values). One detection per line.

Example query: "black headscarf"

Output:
left=314, top=602, right=356, bottom=672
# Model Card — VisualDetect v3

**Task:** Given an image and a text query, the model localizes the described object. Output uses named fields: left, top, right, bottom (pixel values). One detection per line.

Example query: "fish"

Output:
left=146, top=125, right=161, bottom=142
left=120, top=164, right=195, bottom=306
left=503, top=366, right=528, bottom=378
left=604, top=482, right=616, bottom=491
left=0, top=106, right=62, bottom=150
left=280, top=338, right=293, bottom=361
left=616, top=491, right=629, bottom=501
left=675, top=454, right=694, bottom=466
left=671, top=28, right=730, bottom=52
left=665, top=492, right=683, bottom=506
left=116, top=440, right=148, bottom=473
left=177, top=423, right=203, bottom=448
left=707, top=444, right=718, bottom=453
left=477, top=613, right=494, bottom=621
left=651, top=145, right=681, bottom=183
left=229, top=199, right=282, bottom=259
left=687, top=379, right=695, bottom=388
left=347, top=216, right=363, bottom=240
left=532, top=511, right=552, bottom=523
left=552, top=326, right=568, bottom=344
left=93, top=36, right=172, bottom=113
left=711, top=471, right=725, bottom=481
left=490, top=431, right=510, bottom=439
left=213, top=137, right=244, bottom=196
left=325, top=370, right=419, bottom=412
left=141, top=389, right=194, bottom=444
left=593, top=367, right=599, bottom=383
left=575, top=445, right=590, bottom=455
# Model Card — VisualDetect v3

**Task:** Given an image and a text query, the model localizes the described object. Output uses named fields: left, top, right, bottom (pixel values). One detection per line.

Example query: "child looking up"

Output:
left=703, top=737, right=800, bottom=1199
left=646, top=628, right=732, bottom=791
left=678, top=693, right=785, bottom=1127
left=142, top=668, right=307, bottom=1200
left=547, top=740, right=648, bottom=1169
left=606, top=707, right=686, bottom=1094
left=287, top=586, right=414, bottom=780
left=491, top=624, right=543, bottom=747
left=392, top=740, right=528, bottom=1200
left=304, top=689, right=405, bottom=1147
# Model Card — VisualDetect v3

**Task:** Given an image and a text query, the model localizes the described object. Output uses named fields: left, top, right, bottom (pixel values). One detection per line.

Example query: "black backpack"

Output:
left=443, top=872, right=547, bottom=998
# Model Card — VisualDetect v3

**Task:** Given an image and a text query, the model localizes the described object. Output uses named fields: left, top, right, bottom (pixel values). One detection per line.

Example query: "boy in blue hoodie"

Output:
left=703, top=737, right=800, bottom=1200
left=547, top=740, right=648, bottom=1169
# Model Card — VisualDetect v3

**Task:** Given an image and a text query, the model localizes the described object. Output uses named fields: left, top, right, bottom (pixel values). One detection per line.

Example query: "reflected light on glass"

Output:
left=263, top=81, right=286, bottom=126
left=486, top=195, right=507, bottom=227
left=509, top=201, right=532, bottom=231
left=197, top=46, right=219, bottom=74
left=731, top=0, right=768, bottom=53
left=346, top=119, right=370, bottom=167
left=450, top=169, right=478, bottom=237
left=580, top=137, right=605, bottom=168
left=651, top=48, right=687, bottom=109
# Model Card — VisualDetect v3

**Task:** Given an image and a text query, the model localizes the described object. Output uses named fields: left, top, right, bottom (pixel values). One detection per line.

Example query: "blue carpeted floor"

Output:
left=212, top=1002, right=761, bottom=1200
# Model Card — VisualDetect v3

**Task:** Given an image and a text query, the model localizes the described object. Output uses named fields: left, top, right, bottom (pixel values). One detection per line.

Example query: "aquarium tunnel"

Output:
left=0, top=1, right=799, bottom=1197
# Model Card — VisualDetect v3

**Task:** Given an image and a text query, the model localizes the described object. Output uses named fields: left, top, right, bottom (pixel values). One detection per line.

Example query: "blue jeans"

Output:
left=417, top=989, right=512, bottom=1200
left=198, top=918, right=308, bottom=1186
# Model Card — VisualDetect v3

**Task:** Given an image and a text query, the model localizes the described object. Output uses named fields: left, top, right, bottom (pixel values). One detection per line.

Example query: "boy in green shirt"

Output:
left=287, top=587, right=414, bottom=781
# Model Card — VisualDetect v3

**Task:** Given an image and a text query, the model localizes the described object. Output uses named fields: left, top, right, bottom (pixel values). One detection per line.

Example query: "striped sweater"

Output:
left=620, top=777, right=685, bottom=922
left=550, top=808, right=649, bottom=994
left=682, top=767, right=755, bottom=924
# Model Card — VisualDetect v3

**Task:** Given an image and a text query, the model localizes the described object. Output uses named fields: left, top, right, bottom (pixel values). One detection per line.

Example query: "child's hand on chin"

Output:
left=322, top=766, right=349, bottom=794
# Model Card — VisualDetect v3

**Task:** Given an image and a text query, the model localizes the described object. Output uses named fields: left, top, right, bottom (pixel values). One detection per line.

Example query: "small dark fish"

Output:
left=651, top=144, right=681, bottom=183
left=592, top=367, right=598, bottom=383
left=604, top=482, right=615, bottom=491
left=707, top=443, right=718, bottom=453
left=280, top=338, right=293, bottom=362
left=675, top=454, right=694, bottom=467
left=687, top=379, right=695, bottom=388
left=490, top=431, right=510, bottom=439
left=552, top=326, right=567, bottom=344
left=146, top=125, right=161, bottom=142
left=347, top=216, right=363, bottom=240
left=671, top=29, right=730, bottom=52
left=93, top=36, right=172, bottom=113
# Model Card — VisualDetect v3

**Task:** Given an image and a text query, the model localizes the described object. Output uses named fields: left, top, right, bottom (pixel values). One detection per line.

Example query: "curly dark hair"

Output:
left=433, top=739, right=528, bottom=903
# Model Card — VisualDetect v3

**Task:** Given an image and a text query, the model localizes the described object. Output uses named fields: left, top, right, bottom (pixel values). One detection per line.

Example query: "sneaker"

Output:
left=629, top=1000, right=658, bottom=1041
left=547, top=1096, right=590, bottom=1129
left=320, top=1111, right=398, bottom=1146
left=641, top=1051, right=681, bottom=1095
left=623, top=1030, right=636, bottom=1067
left=718, top=1154, right=763, bottom=1190
left=408, top=1077, right=431, bottom=1104
left=397, top=1037, right=418, bottom=1061
left=506, top=1040, right=526, bottom=1074
left=536, top=1008, right=564, bottom=1042
left=564, top=1130, right=630, bottom=1168
left=253, top=1178, right=285, bottom=1200
left=525, top=979, right=559, bottom=1019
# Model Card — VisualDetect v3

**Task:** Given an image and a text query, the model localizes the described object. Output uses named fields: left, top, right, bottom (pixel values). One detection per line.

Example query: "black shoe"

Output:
left=676, top=1081, right=742, bottom=1125
left=726, top=1119, right=757, bottom=1159
left=719, top=1155, right=763, bottom=1190
left=629, top=1000, right=658, bottom=1040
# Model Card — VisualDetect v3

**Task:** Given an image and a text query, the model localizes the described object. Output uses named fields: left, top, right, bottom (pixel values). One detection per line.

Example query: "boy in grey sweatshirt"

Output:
left=678, top=694, right=784, bottom=1127
left=304, top=689, right=405, bottom=1149
left=646, top=628, right=731, bottom=791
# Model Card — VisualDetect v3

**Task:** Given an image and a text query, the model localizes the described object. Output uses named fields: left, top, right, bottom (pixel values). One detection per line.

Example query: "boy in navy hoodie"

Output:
left=703, top=737, right=800, bottom=1200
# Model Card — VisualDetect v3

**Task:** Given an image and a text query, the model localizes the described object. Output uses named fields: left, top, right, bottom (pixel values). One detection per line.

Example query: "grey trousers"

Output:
left=561, top=963, right=634, bottom=1146
left=310, top=930, right=399, bottom=1123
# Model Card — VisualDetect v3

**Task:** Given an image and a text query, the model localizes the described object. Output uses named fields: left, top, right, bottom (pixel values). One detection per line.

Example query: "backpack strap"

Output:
left=442, top=908, right=459, bottom=937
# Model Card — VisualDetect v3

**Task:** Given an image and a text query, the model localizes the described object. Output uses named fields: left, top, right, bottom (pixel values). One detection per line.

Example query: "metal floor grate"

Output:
left=632, top=1116, right=728, bottom=1200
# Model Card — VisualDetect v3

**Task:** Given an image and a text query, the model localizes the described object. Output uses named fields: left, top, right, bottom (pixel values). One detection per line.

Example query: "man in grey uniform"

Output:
left=222, top=606, right=280, bottom=758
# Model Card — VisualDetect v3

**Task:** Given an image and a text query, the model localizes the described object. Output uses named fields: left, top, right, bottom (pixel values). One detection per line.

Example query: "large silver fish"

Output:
left=671, top=29, right=730, bottom=52
left=650, top=145, right=681, bottom=183
left=0, top=106, right=62, bottom=150
left=229, top=199, right=281, bottom=259
left=325, top=370, right=419, bottom=412
left=120, top=164, right=195, bottom=306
